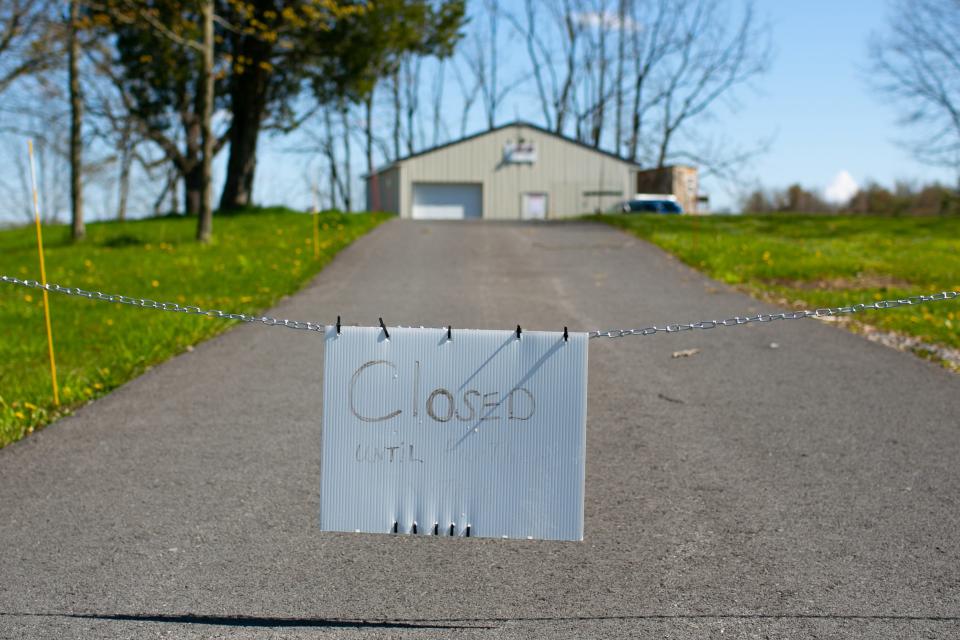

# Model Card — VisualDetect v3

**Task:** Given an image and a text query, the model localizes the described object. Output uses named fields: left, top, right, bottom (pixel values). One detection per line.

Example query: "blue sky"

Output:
left=709, top=0, right=956, bottom=207
left=250, top=0, right=959, bottom=213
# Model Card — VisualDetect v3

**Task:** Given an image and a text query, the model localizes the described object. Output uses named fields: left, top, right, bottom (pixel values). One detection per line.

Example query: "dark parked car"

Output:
left=616, top=198, right=684, bottom=214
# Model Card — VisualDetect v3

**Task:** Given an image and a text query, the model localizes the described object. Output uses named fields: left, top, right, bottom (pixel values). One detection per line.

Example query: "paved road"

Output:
left=2, top=220, right=959, bottom=639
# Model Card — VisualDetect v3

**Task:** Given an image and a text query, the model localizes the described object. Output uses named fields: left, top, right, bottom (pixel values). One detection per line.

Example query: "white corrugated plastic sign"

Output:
left=319, top=326, right=588, bottom=541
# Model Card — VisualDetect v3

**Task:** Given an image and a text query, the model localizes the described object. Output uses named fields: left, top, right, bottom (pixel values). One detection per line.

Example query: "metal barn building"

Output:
left=365, top=121, right=643, bottom=220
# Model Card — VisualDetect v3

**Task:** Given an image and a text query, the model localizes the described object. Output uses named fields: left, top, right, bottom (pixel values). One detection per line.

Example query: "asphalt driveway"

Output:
left=1, top=219, right=958, bottom=638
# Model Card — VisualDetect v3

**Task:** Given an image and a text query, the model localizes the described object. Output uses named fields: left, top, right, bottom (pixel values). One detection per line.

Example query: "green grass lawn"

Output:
left=0, top=207, right=389, bottom=448
left=594, top=213, right=960, bottom=354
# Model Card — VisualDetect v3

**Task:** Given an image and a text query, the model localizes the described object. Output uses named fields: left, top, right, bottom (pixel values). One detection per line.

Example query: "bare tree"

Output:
left=552, top=0, right=582, bottom=134
left=625, top=0, right=675, bottom=161
left=508, top=0, right=553, bottom=128
left=0, top=0, right=55, bottom=97
left=323, top=106, right=340, bottom=209
left=340, top=100, right=352, bottom=210
left=586, top=0, right=611, bottom=147
left=869, top=0, right=960, bottom=175
left=84, top=54, right=172, bottom=222
left=403, top=55, right=422, bottom=154
left=479, top=0, right=499, bottom=129
left=429, top=58, right=448, bottom=146
left=364, top=91, right=375, bottom=174
left=463, top=0, right=526, bottom=130
left=613, top=0, right=626, bottom=154
left=451, top=55, right=480, bottom=137
left=151, top=164, right=179, bottom=216
left=506, top=0, right=584, bottom=134
left=114, top=118, right=134, bottom=220
left=650, top=0, right=769, bottom=168
left=303, top=105, right=349, bottom=210
left=9, top=115, right=69, bottom=223
left=391, top=66, right=401, bottom=159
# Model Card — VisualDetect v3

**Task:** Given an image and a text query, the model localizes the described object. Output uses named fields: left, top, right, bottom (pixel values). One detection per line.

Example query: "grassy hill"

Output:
left=597, top=213, right=960, bottom=361
left=0, top=208, right=389, bottom=448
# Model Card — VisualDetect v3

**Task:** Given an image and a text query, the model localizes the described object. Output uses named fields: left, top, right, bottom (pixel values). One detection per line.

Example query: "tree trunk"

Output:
left=392, top=68, right=401, bottom=161
left=180, top=46, right=203, bottom=215
left=365, top=91, right=374, bottom=175
left=365, top=91, right=378, bottom=212
left=168, top=168, right=179, bottom=213
left=404, top=57, right=421, bottom=155
left=153, top=167, right=176, bottom=216
left=196, top=0, right=214, bottom=242
left=184, top=163, right=203, bottom=217
left=431, top=59, right=445, bottom=146
left=656, top=123, right=672, bottom=168
left=68, top=0, right=84, bottom=240
left=117, top=122, right=133, bottom=221
left=324, top=106, right=339, bottom=210
left=614, top=0, right=625, bottom=155
left=341, top=102, right=352, bottom=212
left=117, top=151, right=132, bottom=221
left=628, top=73, right=643, bottom=161
left=555, top=4, right=579, bottom=134
left=487, top=0, right=498, bottom=130
left=218, top=32, right=270, bottom=211
left=591, top=1, right=607, bottom=149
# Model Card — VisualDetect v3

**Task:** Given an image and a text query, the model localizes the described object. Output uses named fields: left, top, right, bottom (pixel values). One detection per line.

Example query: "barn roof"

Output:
left=367, top=120, right=644, bottom=177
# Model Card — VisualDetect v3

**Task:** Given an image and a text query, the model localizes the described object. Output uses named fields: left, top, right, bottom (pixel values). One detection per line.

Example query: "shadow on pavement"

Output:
left=0, top=612, right=493, bottom=630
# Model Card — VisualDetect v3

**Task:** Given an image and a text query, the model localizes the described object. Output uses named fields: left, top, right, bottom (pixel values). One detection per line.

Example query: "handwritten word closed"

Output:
left=348, top=359, right=535, bottom=424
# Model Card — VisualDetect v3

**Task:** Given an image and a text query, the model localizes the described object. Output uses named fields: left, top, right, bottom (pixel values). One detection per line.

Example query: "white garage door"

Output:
left=412, top=183, right=482, bottom=220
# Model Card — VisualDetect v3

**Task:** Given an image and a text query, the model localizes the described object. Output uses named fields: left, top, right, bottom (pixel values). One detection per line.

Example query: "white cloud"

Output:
left=574, top=11, right=643, bottom=32
left=824, top=170, right=859, bottom=204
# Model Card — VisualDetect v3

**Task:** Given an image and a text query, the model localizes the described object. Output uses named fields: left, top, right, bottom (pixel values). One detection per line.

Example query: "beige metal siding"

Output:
left=394, top=125, right=635, bottom=219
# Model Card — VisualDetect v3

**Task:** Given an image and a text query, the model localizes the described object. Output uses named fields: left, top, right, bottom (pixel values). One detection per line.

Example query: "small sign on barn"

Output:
left=319, top=326, right=588, bottom=541
left=503, top=139, right=537, bottom=164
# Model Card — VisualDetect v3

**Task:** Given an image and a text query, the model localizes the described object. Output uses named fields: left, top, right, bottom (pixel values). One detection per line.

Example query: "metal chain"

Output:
left=0, top=275, right=326, bottom=333
left=589, top=290, right=959, bottom=339
left=2, top=275, right=957, bottom=339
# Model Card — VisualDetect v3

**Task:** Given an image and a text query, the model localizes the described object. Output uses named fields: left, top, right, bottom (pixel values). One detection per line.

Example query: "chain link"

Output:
left=1, top=275, right=326, bottom=333
left=588, top=290, right=959, bottom=339
left=2, top=275, right=957, bottom=339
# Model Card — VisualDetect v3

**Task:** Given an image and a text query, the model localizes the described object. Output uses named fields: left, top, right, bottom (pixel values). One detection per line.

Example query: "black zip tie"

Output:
left=447, top=325, right=452, bottom=340
left=516, top=325, right=522, bottom=339
left=379, top=317, right=389, bottom=339
left=336, top=315, right=341, bottom=335
left=563, top=326, right=569, bottom=342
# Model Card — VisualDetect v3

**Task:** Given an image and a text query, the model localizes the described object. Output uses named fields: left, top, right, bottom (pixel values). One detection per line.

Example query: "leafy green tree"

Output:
left=92, top=0, right=229, bottom=230
left=217, top=0, right=465, bottom=210
left=216, top=0, right=367, bottom=211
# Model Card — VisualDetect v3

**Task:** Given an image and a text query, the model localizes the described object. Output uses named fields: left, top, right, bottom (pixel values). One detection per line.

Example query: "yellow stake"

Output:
left=312, top=186, right=321, bottom=260
left=28, top=140, right=60, bottom=406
